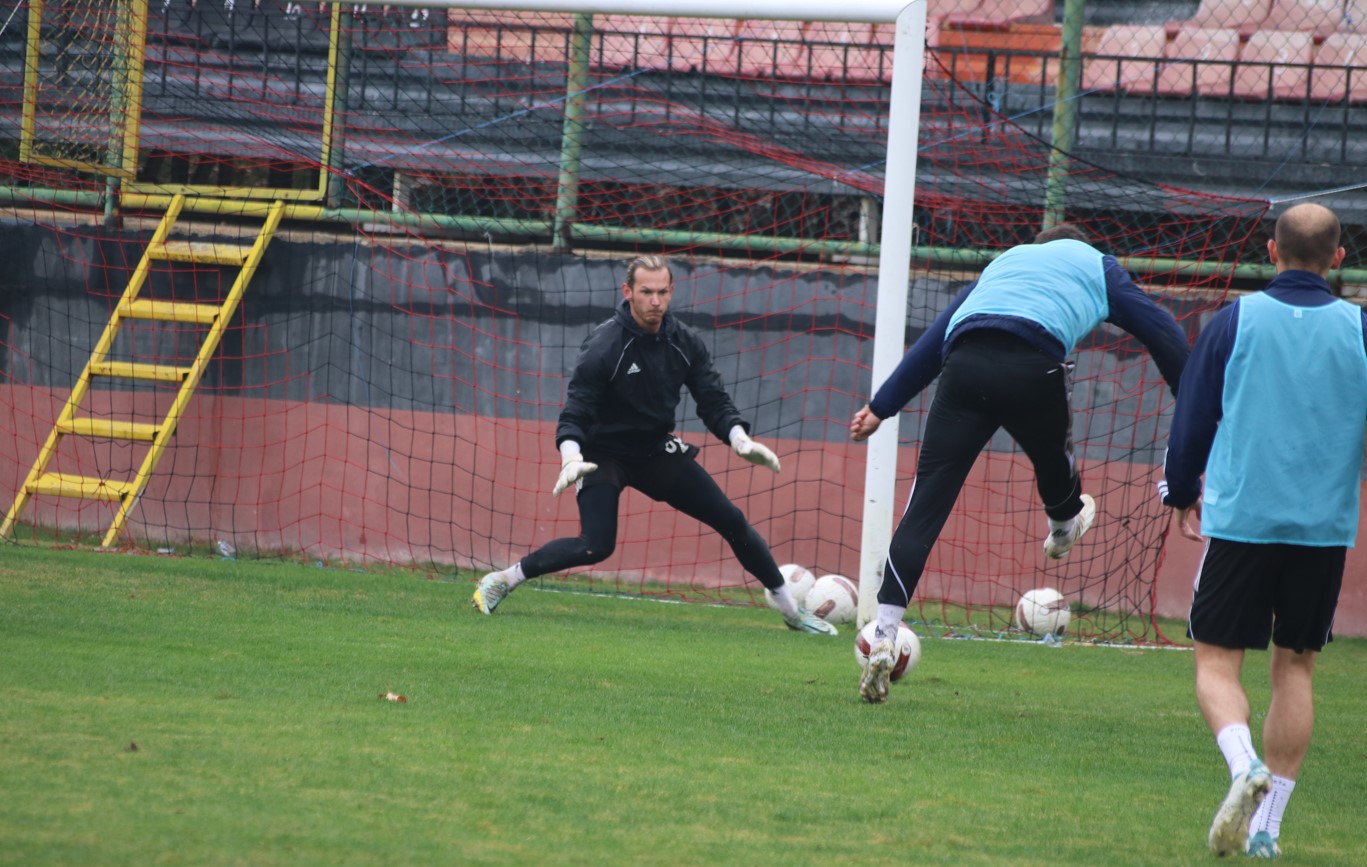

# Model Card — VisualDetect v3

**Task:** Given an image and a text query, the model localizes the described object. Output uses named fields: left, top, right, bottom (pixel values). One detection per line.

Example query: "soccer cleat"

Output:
left=785, top=609, right=838, bottom=636
left=1207, top=760, right=1271, bottom=857
left=1043, top=493, right=1097, bottom=560
left=1245, top=830, right=1280, bottom=859
left=859, top=637, right=895, bottom=704
left=471, top=572, right=510, bottom=615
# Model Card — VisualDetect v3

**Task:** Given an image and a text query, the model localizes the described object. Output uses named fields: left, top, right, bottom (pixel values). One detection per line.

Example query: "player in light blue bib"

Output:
left=1162, top=203, right=1363, bottom=859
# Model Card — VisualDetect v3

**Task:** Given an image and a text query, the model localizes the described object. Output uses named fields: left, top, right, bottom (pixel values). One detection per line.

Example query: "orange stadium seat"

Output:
left=1167, top=0, right=1272, bottom=38
left=1233, top=30, right=1315, bottom=99
left=806, top=22, right=888, bottom=83
left=1310, top=32, right=1367, bottom=101
left=1083, top=25, right=1171, bottom=94
left=1157, top=27, right=1242, bottom=96
left=945, top=0, right=1056, bottom=30
left=1259, top=0, right=1344, bottom=40
left=875, top=0, right=979, bottom=50
left=593, top=15, right=671, bottom=71
left=448, top=11, right=575, bottom=65
left=735, top=20, right=810, bottom=79
left=668, top=18, right=741, bottom=74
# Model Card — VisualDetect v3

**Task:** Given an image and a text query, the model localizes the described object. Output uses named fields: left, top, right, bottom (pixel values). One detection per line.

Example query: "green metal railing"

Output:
left=8, top=184, right=1356, bottom=288
left=9, top=9, right=1359, bottom=288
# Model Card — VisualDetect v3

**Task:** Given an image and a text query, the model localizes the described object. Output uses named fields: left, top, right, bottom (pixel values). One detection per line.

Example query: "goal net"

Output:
left=0, top=1, right=1267, bottom=642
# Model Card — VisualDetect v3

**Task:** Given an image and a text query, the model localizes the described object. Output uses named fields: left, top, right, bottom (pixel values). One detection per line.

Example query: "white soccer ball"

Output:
left=805, top=574, right=858, bottom=624
left=764, top=563, right=817, bottom=610
left=854, top=620, right=922, bottom=683
left=1015, top=588, right=1071, bottom=637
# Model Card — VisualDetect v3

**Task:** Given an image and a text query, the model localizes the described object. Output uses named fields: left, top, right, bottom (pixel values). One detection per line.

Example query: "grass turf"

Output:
left=1, top=545, right=1363, bottom=866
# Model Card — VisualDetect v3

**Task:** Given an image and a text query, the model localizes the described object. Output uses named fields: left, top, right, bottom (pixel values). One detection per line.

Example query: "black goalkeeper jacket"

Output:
left=555, top=299, right=747, bottom=458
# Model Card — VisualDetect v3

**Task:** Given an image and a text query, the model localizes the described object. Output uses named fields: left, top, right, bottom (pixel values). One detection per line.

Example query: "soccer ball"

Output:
left=805, top=574, right=858, bottom=624
left=854, top=620, right=922, bottom=682
left=764, top=563, right=817, bottom=610
left=1015, top=588, right=1071, bottom=637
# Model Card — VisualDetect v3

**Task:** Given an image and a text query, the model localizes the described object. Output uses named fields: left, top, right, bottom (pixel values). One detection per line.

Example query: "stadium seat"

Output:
left=1158, top=27, right=1242, bottom=96
left=806, top=22, right=887, bottom=83
left=668, top=18, right=741, bottom=74
left=1082, top=25, right=1171, bottom=94
left=945, top=0, right=1056, bottom=30
left=1259, top=0, right=1345, bottom=40
left=450, top=11, right=575, bottom=65
left=736, top=20, right=810, bottom=79
left=1345, top=0, right=1367, bottom=33
left=593, top=15, right=671, bottom=71
left=1166, top=0, right=1272, bottom=39
left=1310, top=32, right=1367, bottom=101
left=934, top=24, right=1062, bottom=84
left=1233, top=30, right=1315, bottom=99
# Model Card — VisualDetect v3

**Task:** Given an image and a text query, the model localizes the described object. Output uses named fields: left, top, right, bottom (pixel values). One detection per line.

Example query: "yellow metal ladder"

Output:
left=0, top=194, right=286, bottom=548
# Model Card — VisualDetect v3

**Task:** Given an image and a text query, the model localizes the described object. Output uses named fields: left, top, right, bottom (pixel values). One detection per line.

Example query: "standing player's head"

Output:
left=1033, top=223, right=1092, bottom=245
left=1270, top=203, right=1344, bottom=276
left=622, top=255, right=674, bottom=333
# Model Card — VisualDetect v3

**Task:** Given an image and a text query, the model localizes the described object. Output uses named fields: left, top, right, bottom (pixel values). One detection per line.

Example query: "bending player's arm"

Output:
left=852, top=281, right=975, bottom=441
left=1102, top=257, right=1190, bottom=395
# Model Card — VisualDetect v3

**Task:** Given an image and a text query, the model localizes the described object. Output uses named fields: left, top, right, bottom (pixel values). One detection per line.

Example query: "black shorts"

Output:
left=580, top=435, right=701, bottom=501
left=1188, top=537, right=1344, bottom=652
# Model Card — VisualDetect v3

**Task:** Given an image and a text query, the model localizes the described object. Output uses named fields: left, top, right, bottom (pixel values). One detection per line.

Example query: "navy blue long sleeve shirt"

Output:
left=868, top=255, right=1189, bottom=419
left=1161, top=269, right=1367, bottom=509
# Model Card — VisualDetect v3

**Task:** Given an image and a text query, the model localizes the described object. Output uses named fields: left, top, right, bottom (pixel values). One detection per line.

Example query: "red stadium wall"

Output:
left=4, top=384, right=1364, bottom=637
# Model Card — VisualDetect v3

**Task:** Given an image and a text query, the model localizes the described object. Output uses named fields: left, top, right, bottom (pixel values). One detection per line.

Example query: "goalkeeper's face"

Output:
left=623, top=268, right=674, bottom=333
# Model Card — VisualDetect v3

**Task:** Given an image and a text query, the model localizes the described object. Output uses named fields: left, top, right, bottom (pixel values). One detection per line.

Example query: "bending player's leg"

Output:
left=472, top=483, right=620, bottom=614
left=662, top=461, right=835, bottom=635
left=1000, top=364, right=1094, bottom=558
left=865, top=382, right=995, bottom=702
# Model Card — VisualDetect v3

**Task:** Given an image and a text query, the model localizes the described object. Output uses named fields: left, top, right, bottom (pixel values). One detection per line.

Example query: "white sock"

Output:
left=1215, top=724, right=1258, bottom=779
left=768, top=584, right=800, bottom=620
left=502, top=561, right=528, bottom=590
left=1048, top=516, right=1072, bottom=534
left=1249, top=775, right=1295, bottom=839
left=876, top=603, right=907, bottom=641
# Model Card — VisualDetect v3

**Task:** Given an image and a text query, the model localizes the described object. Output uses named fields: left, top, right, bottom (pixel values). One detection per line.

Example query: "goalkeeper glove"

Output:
left=552, top=442, right=598, bottom=496
left=730, top=427, right=781, bottom=473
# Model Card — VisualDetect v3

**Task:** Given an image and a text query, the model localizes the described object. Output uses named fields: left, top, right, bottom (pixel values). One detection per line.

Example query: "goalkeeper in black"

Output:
left=472, top=255, right=837, bottom=635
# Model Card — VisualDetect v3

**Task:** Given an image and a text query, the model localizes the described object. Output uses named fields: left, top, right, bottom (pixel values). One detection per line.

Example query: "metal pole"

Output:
left=103, top=0, right=136, bottom=228
left=1043, top=0, right=1086, bottom=229
left=552, top=13, right=593, bottom=251
left=856, top=1, right=927, bottom=628
left=324, top=6, right=354, bottom=209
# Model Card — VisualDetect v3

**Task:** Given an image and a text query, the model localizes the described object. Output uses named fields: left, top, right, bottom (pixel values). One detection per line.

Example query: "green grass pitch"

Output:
left=1, top=545, right=1363, bottom=865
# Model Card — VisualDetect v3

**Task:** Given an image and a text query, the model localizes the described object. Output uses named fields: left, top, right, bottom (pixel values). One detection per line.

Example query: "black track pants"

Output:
left=521, top=457, right=784, bottom=590
left=879, top=331, right=1083, bottom=608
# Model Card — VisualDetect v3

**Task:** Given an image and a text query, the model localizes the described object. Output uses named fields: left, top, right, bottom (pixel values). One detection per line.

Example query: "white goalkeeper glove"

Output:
left=552, top=442, right=598, bottom=496
left=729, top=426, right=781, bottom=473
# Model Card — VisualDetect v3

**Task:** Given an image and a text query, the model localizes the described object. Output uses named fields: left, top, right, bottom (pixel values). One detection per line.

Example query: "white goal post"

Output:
left=336, top=0, right=927, bottom=627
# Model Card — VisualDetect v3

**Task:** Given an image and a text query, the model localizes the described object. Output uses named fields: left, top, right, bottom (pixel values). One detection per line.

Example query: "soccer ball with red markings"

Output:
left=854, top=620, right=922, bottom=682
left=1015, top=588, right=1071, bottom=637
left=805, top=574, right=858, bottom=624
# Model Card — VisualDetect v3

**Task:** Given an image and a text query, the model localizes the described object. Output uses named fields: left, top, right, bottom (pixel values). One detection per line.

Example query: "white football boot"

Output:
left=1043, top=494, right=1097, bottom=559
left=859, top=637, right=895, bottom=704
left=471, top=573, right=510, bottom=615
left=1208, top=760, right=1271, bottom=857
